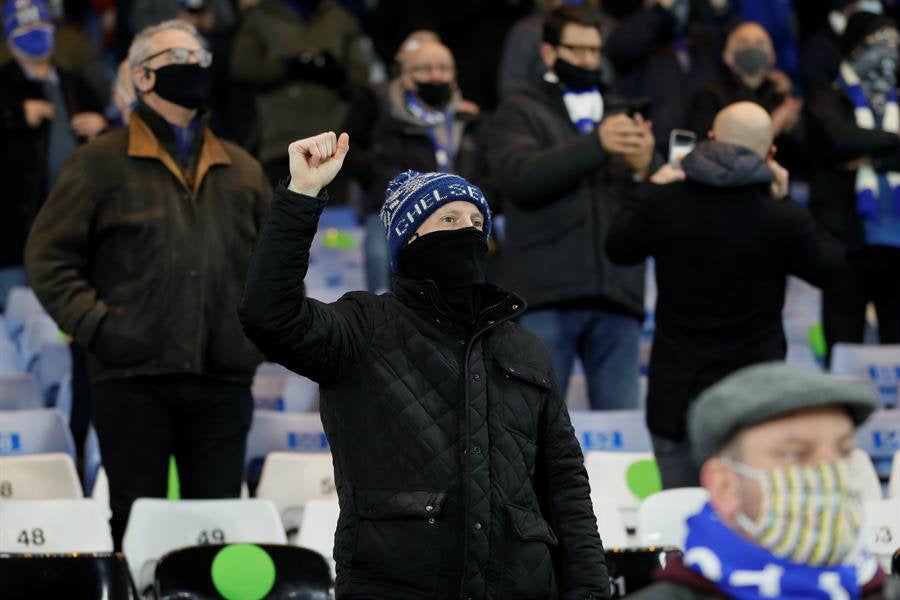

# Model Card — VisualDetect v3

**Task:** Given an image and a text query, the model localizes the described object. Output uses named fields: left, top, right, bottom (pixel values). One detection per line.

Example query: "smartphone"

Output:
left=627, top=97, right=652, bottom=120
left=668, top=129, right=696, bottom=168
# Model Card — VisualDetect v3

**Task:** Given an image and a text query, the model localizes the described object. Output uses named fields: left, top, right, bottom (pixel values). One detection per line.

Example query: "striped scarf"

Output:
left=838, top=61, right=900, bottom=222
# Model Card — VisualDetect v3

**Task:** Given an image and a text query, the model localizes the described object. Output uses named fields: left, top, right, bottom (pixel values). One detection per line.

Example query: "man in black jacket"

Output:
left=806, top=12, right=900, bottom=360
left=607, top=102, right=847, bottom=488
left=240, top=131, right=609, bottom=599
left=0, top=0, right=106, bottom=307
left=487, top=4, right=656, bottom=411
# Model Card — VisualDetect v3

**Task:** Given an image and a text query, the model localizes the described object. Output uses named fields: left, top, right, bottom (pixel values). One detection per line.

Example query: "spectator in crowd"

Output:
left=487, top=4, right=656, bottom=410
left=0, top=0, right=105, bottom=308
left=240, top=133, right=610, bottom=599
left=24, top=19, right=271, bottom=548
left=607, top=102, right=847, bottom=487
left=686, top=22, right=806, bottom=177
left=127, top=0, right=236, bottom=37
left=806, top=12, right=900, bottom=359
left=627, top=363, right=898, bottom=599
left=603, top=0, right=730, bottom=156
left=342, top=35, right=485, bottom=292
left=230, top=0, right=370, bottom=185
left=176, top=0, right=257, bottom=145
left=803, top=0, right=886, bottom=88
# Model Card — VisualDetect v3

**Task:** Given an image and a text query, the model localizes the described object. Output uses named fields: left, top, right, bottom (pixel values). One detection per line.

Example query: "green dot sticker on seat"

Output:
left=211, top=544, right=276, bottom=600
left=626, top=459, right=662, bottom=500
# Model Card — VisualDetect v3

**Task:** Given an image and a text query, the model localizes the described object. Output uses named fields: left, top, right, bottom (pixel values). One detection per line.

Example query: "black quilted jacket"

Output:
left=239, top=185, right=609, bottom=599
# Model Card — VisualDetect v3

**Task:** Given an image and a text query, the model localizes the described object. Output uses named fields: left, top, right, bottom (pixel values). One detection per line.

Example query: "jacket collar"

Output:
left=390, top=274, right=527, bottom=328
left=127, top=105, right=231, bottom=196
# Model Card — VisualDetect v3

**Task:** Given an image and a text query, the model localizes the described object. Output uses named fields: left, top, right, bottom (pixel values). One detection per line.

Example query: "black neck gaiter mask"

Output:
left=397, top=227, right=488, bottom=323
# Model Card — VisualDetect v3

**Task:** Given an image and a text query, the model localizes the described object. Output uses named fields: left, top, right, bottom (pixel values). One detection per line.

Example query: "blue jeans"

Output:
left=0, top=265, right=27, bottom=311
left=364, top=214, right=390, bottom=293
left=518, top=308, right=640, bottom=410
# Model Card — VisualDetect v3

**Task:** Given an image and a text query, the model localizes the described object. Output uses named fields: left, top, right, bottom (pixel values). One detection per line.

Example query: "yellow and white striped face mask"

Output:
left=725, top=458, right=864, bottom=567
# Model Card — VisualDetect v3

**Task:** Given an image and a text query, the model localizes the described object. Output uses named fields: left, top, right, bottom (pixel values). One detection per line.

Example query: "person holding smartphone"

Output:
left=486, top=4, right=659, bottom=412
left=607, top=101, right=847, bottom=488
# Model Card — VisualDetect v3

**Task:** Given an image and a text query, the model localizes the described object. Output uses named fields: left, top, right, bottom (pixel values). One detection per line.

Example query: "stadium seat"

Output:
left=570, top=410, right=653, bottom=453
left=0, top=339, right=21, bottom=374
left=5, top=287, right=44, bottom=341
left=245, top=411, right=329, bottom=490
left=0, top=373, right=43, bottom=410
left=34, top=342, right=71, bottom=403
left=20, top=314, right=61, bottom=372
left=256, top=362, right=291, bottom=376
left=53, top=373, right=72, bottom=420
left=831, top=343, right=900, bottom=407
left=591, top=494, right=629, bottom=549
left=0, top=499, right=113, bottom=553
left=0, top=553, right=137, bottom=600
left=122, top=498, right=287, bottom=594
left=83, top=425, right=102, bottom=496
left=606, top=547, right=683, bottom=598
left=295, top=498, right=340, bottom=579
left=91, top=466, right=111, bottom=519
left=154, top=544, right=331, bottom=600
left=584, top=451, right=662, bottom=529
left=862, top=499, right=900, bottom=572
left=282, top=375, right=319, bottom=412
left=637, top=487, right=709, bottom=548
left=252, top=373, right=288, bottom=411
left=0, top=409, right=75, bottom=457
left=255, top=452, right=337, bottom=538
left=889, top=451, right=900, bottom=499
left=850, top=448, right=884, bottom=501
left=0, top=453, right=82, bottom=499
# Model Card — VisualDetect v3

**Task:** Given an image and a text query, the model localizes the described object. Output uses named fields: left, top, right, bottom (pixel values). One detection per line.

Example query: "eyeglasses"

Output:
left=142, top=47, right=213, bottom=68
left=404, top=63, right=455, bottom=77
left=557, top=43, right=602, bottom=57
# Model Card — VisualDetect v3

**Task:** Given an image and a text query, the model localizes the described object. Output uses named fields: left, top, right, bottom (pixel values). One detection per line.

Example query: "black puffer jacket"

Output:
left=239, top=185, right=609, bottom=600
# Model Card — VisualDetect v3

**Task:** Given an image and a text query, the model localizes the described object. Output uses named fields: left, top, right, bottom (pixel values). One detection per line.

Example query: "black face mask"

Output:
left=398, top=227, right=488, bottom=321
left=148, top=63, right=211, bottom=109
left=554, top=58, right=602, bottom=92
left=732, top=47, right=770, bottom=79
left=415, top=81, right=453, bottom=109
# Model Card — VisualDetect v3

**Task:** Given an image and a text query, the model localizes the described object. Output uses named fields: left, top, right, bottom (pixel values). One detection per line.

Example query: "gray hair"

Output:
left=127, top=19, right=202, bottom=68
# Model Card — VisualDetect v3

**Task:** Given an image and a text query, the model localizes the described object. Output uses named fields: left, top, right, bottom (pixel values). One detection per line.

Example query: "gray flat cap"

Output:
left=688, top=362, right=879, bottom=466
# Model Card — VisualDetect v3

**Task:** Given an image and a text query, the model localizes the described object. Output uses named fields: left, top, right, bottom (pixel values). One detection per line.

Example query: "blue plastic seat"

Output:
left=5, top=287, right=45, bottom=342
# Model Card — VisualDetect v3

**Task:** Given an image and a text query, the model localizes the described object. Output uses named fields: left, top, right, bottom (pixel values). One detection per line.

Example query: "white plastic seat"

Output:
left=0, top=373, right=43, bottom=410
left=569, top=410, right=653, bottom=453
left=638, top=487, right=709, bottom=548
left=0, top=453, right=82, bottom=500
left=0, top=409, right=75, bottom=457
left=20, top=315, right=61, bottom=371
left=0, top=499, right=112, bottom=553
left=850, top=448, right=884, bottom=501
left=861, top=498, right=900, bottom=572
left=296, top=498, right=340, bottom=579
left=0, top=340, right=21, bottom=375
left=256, top=452, right=337, bottom=537
left=245, top=411, right=329, bottom=473
left=591, top=494, right=629, bottom=549
left=251, top=373, right=288, bottom=411
left=889, top=451, right=900, bottom=499
left=831, top=343, right=900, bottom=406
left=584, top=451, right=661, bottom=530
left=34, top=342, right=71, bottom=402
left=282, top=375, right=319, bottom=412
left=5, top=287, right=44, bottom=341
left=122, top=498, right=287, bottom=593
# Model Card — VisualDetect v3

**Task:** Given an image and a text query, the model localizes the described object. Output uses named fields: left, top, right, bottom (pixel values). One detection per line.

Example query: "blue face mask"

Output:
left=10, top=25, right=55, bottom=60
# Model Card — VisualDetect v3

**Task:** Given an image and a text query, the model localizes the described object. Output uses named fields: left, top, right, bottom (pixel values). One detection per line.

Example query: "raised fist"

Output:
left=287, top=131, right=350, bottom=197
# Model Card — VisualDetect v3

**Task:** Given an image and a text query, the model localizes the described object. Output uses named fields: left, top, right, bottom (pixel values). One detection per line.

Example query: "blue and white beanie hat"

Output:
left=3, top=0, right=51, bottom=39
left=380, top=170, right=492, bottom=272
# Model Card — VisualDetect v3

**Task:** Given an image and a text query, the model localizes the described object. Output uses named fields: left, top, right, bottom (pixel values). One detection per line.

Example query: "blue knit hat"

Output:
left=380, top=170, right=492, bottom=272
left=3, top=0, right=51, bottom=39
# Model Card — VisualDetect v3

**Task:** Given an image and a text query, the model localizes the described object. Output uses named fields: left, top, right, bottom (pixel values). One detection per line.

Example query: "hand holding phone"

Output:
left=668, top=129, right=696, bottom=168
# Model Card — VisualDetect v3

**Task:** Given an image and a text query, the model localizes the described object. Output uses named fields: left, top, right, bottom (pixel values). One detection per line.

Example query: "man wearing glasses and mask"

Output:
left=25, top=19, right=271, bottom=549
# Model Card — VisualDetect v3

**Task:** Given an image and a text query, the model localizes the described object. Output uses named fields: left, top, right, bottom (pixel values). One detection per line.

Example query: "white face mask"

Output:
left=723, top=457, right=864, bottom=567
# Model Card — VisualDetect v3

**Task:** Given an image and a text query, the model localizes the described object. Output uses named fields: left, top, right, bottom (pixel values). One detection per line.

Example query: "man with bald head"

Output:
left=687, top=21, right=804, bottom=168
left=342, top=34, right=486, bottom=291
left=607, top=101, right=847, bottom=487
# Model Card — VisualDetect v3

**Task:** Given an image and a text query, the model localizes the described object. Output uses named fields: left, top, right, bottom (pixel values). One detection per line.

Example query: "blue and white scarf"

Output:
left=683, top=503, right=879, bottom=600
left=838, top=61, right=900, bottom=222
left=544, top=71, right=603, bottom=133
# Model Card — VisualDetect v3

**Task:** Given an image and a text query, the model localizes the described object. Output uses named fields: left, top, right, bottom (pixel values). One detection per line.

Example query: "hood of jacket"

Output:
left=682, top=139, right=773, bottom=188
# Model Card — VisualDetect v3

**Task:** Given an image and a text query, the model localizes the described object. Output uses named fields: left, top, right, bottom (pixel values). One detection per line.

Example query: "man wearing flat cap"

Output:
left=628, top=362, right=900, bottom=599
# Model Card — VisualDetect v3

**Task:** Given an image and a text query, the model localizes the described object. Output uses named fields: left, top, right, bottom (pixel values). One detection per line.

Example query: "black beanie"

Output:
left=841, top=12, right=897, bottom=56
